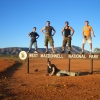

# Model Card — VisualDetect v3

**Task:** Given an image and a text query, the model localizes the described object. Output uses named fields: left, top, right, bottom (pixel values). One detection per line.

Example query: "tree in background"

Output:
left=93, top=48, right=100, bottom=54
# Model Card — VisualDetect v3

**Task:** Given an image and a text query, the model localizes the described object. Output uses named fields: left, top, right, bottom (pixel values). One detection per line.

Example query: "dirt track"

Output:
left=0, top=58, right=100, bottom=100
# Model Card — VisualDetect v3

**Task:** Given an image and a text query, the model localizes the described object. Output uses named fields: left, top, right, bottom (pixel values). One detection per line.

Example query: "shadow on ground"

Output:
left=0, top=61, right=22, bottom=78
left=79, top=72, right=90, bottom=76
left=0, top=61, right=22, bottom=100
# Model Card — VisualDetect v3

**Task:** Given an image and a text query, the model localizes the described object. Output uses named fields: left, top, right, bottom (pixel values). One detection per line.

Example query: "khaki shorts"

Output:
left=62, top=37, right=71, bottom=49
left=44, top=36, right=54, bottom=46
left=82, top=36, right=92, bottom=44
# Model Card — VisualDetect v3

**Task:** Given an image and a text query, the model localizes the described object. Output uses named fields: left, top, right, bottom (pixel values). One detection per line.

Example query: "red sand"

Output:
left=0, top=58, right=100, bottom=100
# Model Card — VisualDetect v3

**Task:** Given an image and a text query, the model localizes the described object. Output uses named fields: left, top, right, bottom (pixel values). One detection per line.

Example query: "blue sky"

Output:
left=0, top=0, right=100, bottom=51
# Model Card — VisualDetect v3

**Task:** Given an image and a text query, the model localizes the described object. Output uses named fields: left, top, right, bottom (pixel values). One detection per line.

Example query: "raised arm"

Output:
left=41, top=27, right=45, bottom=34
left=28, top=32, right=32, bottom=38
left=36, top=33, right=39, bottom=39
left=52, top=27, right=56, bottom=36
left=69, top=26, right=74, bottom=36
left=61, top=28, right=65, bottom=38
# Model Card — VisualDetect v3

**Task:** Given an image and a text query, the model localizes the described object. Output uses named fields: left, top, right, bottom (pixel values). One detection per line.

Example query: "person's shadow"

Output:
left=79, top=72, right=90, bottom=76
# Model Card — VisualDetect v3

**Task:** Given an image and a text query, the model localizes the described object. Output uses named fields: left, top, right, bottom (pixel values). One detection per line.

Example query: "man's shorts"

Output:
left=62, top=37, right=71, bottom=47
left=44, top=36, right=54, bottom=46
left=82, top=36, right=92, bottom=44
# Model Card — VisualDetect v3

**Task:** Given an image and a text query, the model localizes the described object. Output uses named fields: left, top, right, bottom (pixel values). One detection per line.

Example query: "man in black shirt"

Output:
left=46, top=61, right=79, bottom=76
left=61, top=21, right=74, bottom=54
left=28, top=27, right=39, bottom=53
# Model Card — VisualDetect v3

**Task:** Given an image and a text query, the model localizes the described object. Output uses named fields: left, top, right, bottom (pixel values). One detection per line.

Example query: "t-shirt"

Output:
left=29, top=32, right=39, bottom=42
left=82, top=26, right=92, bottom=37
left=47, top=64, right=60, bottom=75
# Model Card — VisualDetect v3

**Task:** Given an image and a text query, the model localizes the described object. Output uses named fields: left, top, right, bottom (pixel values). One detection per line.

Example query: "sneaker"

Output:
left=61, top=51, right=64, bottom=53
left=27, top=50, right=30, bottom=53
left=45, top=51, right=48, bottom=54
left=89, top=52, right=94, bottom=55
left=68, top=51, right=71, bottom=54
left=34, top=50, right=38, bottom=53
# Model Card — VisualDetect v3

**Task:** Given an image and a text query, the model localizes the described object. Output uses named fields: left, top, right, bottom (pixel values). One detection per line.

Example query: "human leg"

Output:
left=28, top=40, right=33, bottom=52
left=61, top=37, right=67, bottom=53
left=33, top=42, right=37, bottom=51
left=81, top=38, right=86, bottom=54
left=33, top=42, right=38, bottom=53
left=49, top=36, right=55, bottom=53
left=87, top=37, right=92, bottom=54
left=56, top=70, right=79, bottom=76
left=67, top=37, right=71, bottom=54
left=56, top=70, right=75, bottom=76
left=44, top=36, right=48, bottom=53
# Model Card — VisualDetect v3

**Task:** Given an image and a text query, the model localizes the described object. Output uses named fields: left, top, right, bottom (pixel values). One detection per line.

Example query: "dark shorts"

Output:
left=44, top=36, right=54, bottom=46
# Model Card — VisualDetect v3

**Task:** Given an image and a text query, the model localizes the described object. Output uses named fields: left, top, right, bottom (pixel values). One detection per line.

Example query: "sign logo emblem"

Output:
left=19, top=51, right=27, bottom=60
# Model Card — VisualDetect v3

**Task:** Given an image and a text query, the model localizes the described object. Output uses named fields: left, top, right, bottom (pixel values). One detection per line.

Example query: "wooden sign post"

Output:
left=26, top=53, right=100, bottom=74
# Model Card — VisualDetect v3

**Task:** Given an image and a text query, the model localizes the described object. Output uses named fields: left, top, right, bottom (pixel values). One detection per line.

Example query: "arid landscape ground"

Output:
left=0, top=57, right=100, bottom=100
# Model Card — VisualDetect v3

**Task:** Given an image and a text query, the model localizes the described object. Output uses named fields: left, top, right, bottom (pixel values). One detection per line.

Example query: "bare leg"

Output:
left=52, top=46, right=55, bottom=53
left=90, top=43, right=92, bottom=52
left=82, top=43, right=84, bottom=52
left=46, top=46, right=48, bottom=52
left=62, top=46, right=65, bottom=51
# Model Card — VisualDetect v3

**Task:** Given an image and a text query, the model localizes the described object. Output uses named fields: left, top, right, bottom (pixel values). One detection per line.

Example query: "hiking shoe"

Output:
left=68, top=51, right=71, bottom=54
left=75, top=71, right=80, bottom=76
left=45, top=51, right=48, bottom=54
left=61, top=51, right=64, bottom=53
left=27, top=50, right=30, bottom=53
left=89, top=52, right=94, bottom=55
left=80, top=52, right=84, bottom=54
left=52, top=51, right=55, bottom=54
left=34, top=50, right=38, bottom=53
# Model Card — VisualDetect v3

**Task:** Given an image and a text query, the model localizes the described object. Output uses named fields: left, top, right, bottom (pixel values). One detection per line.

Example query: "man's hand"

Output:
left=49, top=74, right=52, bottom=76
left=62, top=35, right=65, bottom=39
left=51, top=33, right=55, bottom=36
left=45, top=73, right=49, bottom=76
left=93, top=35, right=96, bottom=37
left=68, top=35, right=71, bottom=37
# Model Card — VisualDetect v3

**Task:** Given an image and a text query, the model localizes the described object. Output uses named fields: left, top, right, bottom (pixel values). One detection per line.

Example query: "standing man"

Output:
left=61, top=21, right=74, bottom=54
left=81, top=21, right=95, bottom=54
left=41, top=21, right=56, bottom=54
left=28, top=27, right=39, bottom=53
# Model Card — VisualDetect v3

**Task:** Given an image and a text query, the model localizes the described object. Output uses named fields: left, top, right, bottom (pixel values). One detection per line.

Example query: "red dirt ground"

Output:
left=0, top=58, right=100, bottom=100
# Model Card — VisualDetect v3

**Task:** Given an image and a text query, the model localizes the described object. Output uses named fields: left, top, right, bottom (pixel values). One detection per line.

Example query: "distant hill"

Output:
left=0, top=45, right=89, bottom=55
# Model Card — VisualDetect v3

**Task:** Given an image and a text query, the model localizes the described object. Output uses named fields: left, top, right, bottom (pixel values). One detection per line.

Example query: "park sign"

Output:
left=29, top=53, right=100, bottom=59
left=19, top=51, right=100, bottom=74
left=19, top=51, right=100, bottom=60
